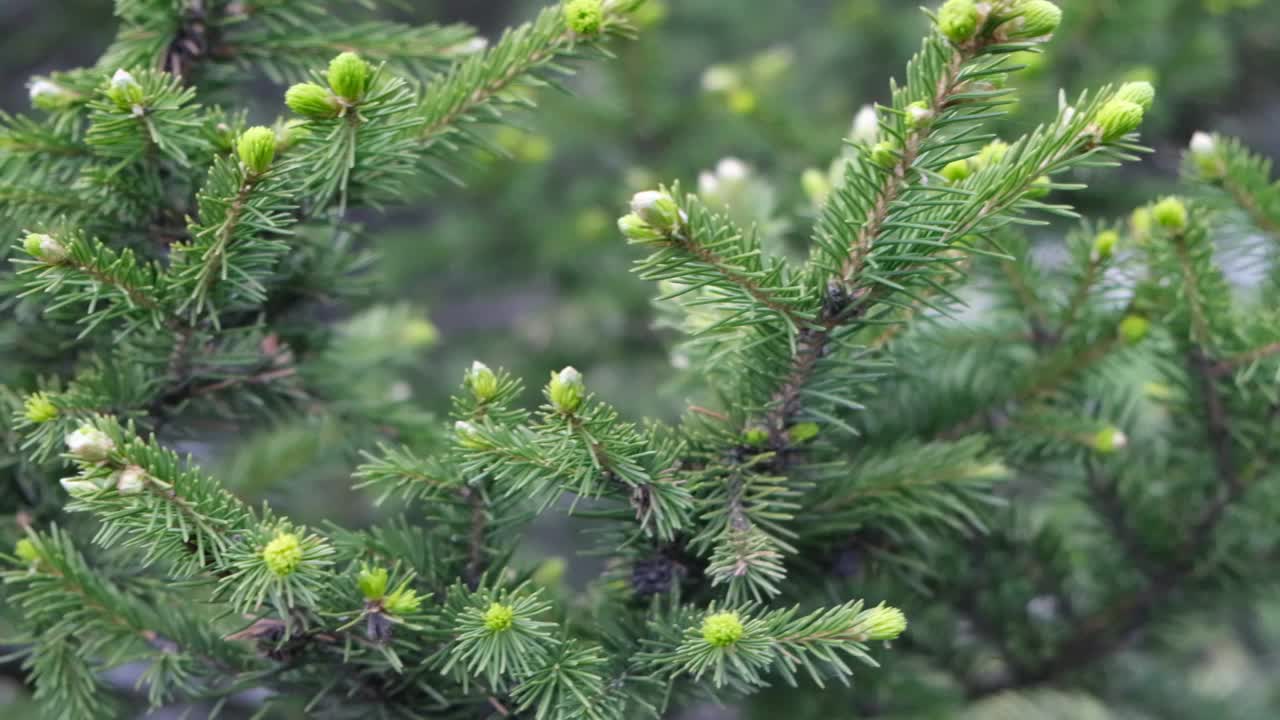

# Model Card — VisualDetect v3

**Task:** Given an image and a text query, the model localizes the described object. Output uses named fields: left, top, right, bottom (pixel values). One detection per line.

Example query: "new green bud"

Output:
left=236, top=126, right=277, bottom=175
left=285, top=82, right=340, bottom=119
left=383, top=587, right=422, bottom=615
left=1096, top=99, right=1145, bottom=141
left=801, top=168, right=831, bottom=205
left=262, top=532, right=304, bottom=577
left=941, top=159, right=971, bottom=183
left=617, top=213, right=665, bottom=242
left=870, top=140, right=898, bottom=169
left=1026, top=175, right=1052, bottom=199
left=1092, top=230, right=1119, bottom=261
left=864, top=604, right=908, bottom=641
left=1118, top=315, right=1150, bottom=345
left=1189, top=131, right=1224, bottom=178
left=23, top=232, right=68, bottom=264
left=454, top=421, right=490, bottom=450
left=1130, top=207, right=1153, bottom=241
left=905, top=100, right=934, bottom=129
left=973, top=140, right=1008, bottom=170
left=630, top=190, right=681, bottom=231
left=1114, top=81, right=1156, bottom=111
left=327, top=52, right=370, bottom=101
left=14, top=538, right=40, bottom=564
left=701, top=611, right=745, bottom=647
left=107, top=69, right=144, bottom=108
left=548, top=366, right=585, bottom=413
left=358, top=565, right=390, bottom=600
left=65, top=425, right=115, bottom=462
left=60, top=477, right=102, bottom=496
left=743, top=426, right=770, bottom=448
left=564, top=0, right=604, bottom=35
left=938, top=0, right=981, bottom=44
left=787, top=422, right=820, bottom=444
left=1092, top=426, right=1128, bottom=454
left=1151, top=196, right=1188, bottom=232
left=23, top=392, right=58, bottom=424
left=29, top=78, right=75, bottom=111
left=465, top=361, right=499, bottom=402
left=1006, top=0, right=1062, bottom=39
left=484, top=602, right=515, bottom=632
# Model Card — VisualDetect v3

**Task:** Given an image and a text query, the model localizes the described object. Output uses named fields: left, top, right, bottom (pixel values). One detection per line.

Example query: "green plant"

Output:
left=3, top=1, right=1279, bottom=718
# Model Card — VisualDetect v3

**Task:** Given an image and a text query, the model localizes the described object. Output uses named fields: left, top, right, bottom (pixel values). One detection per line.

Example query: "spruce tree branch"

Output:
left=666, top=226, right=806, bottom=327
left=1222, top=175, right=1280, bottom=238
left=1211, top=341, right=1280, bottom=376
left=839, top=49, right=966, bottom=286
left=1082, top=455, right=1156, bottom=575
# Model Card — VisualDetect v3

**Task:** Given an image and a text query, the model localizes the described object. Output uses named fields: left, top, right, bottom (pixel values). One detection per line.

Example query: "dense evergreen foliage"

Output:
left=2, top=1, right=1279, bottom=718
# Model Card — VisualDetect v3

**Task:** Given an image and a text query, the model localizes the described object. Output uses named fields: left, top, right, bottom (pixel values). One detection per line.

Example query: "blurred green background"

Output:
left=2, top=0, right=1279, bottom=716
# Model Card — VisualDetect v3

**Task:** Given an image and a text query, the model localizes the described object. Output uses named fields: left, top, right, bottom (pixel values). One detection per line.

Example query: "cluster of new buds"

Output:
left=548, top=366, right=586, bottom=414
left=262, top=531, right=304, bottom=577
left=285, top=52, right=372, bottom=119
left=357, top=565, right=422, bottom=615
left=618, top=190, right=684, bottom=243
left=937, top=0, right=1062, bottom=45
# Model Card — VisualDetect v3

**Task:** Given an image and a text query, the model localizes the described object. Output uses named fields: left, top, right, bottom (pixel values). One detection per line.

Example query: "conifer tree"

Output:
left=2, top=0, right=1278, bottom=718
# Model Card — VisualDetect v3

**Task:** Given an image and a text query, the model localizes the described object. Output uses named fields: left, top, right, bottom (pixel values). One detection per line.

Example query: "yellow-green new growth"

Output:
left=1119, top=315, right=1150, bottom=345
left=1092, top=230, right=1119, bottom=261
left=564, top=0, right=604, bottom=36
left=262, top=532, right=304, bottom=577
left=383, top=587, right=422, bottom=615
left=1093, top=426, right=1128, bottom=454
left=702, top=611, right=745, bottom=647
left=484, top=602, right=516, bottom=632
left=358, top=565, right=390, bottom=600
left=1115, top=81, right=1156, bottom=111
left=23, top=392, right=58, bottom=424
left=285, top=82, right=340, bottom=119
left=328, top=52, right=371, bottom=100
left=863, top=604, right=908, bottom=641
left=14, top=538, right=40, bottom=564
left=548, top=366, right=585, bottom=413
left=941, top=159, right=971, bottom=183
left=1006, top=0, right=1062, bottom=39
left=466, top=361, right=499, bottom=402
left=937, top=0, right=980, bottom=44
left=1152, top=196, right=1188, bottom=232
left=237, top=126, right=277, bottom=175
left=1096, top=99, right=1145, bottom=141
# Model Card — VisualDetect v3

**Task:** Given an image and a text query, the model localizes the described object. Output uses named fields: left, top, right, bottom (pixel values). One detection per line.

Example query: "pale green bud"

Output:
left=23, top=232, right=68, bottom=264
left=383, top=587, right=422, bottom=615
left=1151, top=196, right=1188, bottom=232
left=787, top=422, right=820, bottom=444
left=60, top=477, right=102, bottom=496
left=1189, top=132, right=1224, bottom=179
left=1096, top=99, right=1145, bottom=141
left=938, top=0, right=981, bottom=44
left=484, top=602, right=515, bottom=632
left=701, top=611, right=744, bottom=647
left=1005, top=1, right=1062, bottom=39
left=564, top=0, right=604, bottom=36
left=327, top=52, right=370, bottom=101
left=29, top=78, right=75, bottom=111
left=1092, top=426, right=1128, bottom=454
left=23, top=392, right=58, bottom=424
left=548, top=366, right=585, bottom=413
left=65, top=425, right=114, bottom=462
left=15, top=538, right=40, bottom=564
left=630, top=190, right=681, bottom=231
left=864, top=604, right=908, bottom=641
left=973, top=140, right=1008, bottom=170
left=743, top=427, right=770, bottom=448
left=905, top=100, right=934, bottom=129
left=454, top=421, right=489, bottom=450
left=1118, top=315, right=1150, bottom=345
left=465, top=361, right=499, bottom=402
left=262, top=532, right=304, bottom=577
left=1092, top=230, right=1119, bottom=261
left=801, top=168, right=832, bottom=205
left=285, top=82, right=340, bottom=119
left=941, top=159, right=971, bottom=183
left=358, top=565, right=390, bottom=600
left=870, top=140, right=898, bottom=169
left=107, top=69, right=144, bottom=108
left=1114, top=81, right=1156, bottom=111
left=1026, top=175, right=1052, bottom=199
left=851, top=105, right=879, bottom=145
left=236, top=126, right=277, bottom=175
left=618, top=213, right=665, bottom=242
